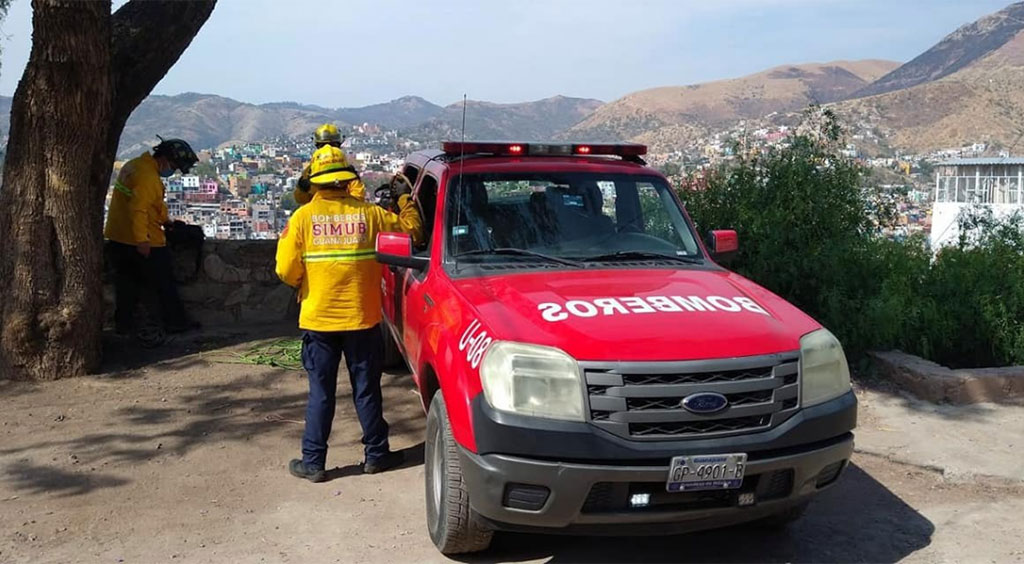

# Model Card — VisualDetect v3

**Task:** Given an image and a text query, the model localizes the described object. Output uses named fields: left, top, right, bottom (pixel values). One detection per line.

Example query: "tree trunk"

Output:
left=0, top=0, right=215, bottom=380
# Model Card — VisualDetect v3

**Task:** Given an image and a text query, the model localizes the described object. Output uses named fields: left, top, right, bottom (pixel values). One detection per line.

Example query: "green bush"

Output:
left=682, top=113, right=1024, bottom=368
left=925, top=210, right=1024, bottom=366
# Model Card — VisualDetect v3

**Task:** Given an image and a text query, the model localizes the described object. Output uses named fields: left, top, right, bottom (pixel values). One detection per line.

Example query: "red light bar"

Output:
left=573, top=143, right=647, bottom=157
left=442, top=142, right=647, bottom=158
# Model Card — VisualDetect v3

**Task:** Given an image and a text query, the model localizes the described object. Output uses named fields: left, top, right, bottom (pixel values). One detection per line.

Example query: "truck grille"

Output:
left=581, top=353, right=800, bottom=440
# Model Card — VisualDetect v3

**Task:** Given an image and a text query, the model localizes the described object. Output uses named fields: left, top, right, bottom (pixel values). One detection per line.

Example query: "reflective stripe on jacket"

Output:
left=294, top=164, right=366, bottom=205
left=275, top=189, right=422, bottom=332
left=104, top=152, right=169, bottom=247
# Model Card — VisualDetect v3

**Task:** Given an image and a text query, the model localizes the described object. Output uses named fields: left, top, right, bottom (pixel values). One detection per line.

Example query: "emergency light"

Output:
left=441, top=141, right=647, bottom=159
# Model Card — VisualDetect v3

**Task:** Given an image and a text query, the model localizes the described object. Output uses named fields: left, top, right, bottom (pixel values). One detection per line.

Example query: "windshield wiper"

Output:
left=579, top=250, right=703, bottom=264
left=455, top=248, right=584, bottom=268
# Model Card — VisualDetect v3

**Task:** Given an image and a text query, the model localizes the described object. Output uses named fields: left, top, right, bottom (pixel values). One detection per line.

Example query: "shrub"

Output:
left=925, top=209, right=1024, bottom=366
left=682, top=112, right=1024, bottom=368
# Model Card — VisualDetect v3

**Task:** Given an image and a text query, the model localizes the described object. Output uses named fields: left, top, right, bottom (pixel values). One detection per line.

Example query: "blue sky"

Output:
left=0, top=0, right=1014, bottom=108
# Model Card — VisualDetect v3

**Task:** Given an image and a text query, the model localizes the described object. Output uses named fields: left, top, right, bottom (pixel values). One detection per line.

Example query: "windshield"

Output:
left=444, top=172, right=701, bottom=267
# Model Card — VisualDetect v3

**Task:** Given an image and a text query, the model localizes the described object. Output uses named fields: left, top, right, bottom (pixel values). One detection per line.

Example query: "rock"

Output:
left=204, top=254, right=250, bottom=283
left=178, top=282, right=229, bottom=304
left=224, top=284, right=252, bottom=307
left=261, top=284, right=296, bottom=315
left=203, top=254, right=228, bottom=281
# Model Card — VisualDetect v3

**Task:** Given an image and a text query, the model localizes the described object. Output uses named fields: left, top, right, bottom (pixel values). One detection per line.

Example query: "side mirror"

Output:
left=706, top=229, right=738, bottom=262
left=376, top=232, right=428, bottom=270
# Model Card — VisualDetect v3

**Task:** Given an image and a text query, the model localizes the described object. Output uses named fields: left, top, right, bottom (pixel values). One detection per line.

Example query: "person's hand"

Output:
left=392, top=174, right=412, bottom=196
left=137, top=242, right=151, bottom=258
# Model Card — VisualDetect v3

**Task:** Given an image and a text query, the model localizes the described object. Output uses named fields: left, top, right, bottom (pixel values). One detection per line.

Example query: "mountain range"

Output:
left=2, top=2, right=1023, bottom=157
left=0, top=92, right=602, bottom=158
left=564, top=60, right=899, bottom=143
left=834, top=1, right=1024, bottom=153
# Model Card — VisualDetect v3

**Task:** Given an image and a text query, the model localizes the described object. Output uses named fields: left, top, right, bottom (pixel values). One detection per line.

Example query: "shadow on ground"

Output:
left=854, top=374, right=1000, bottom=422
left=1, top=359, right=424, bottom=497
left=323, top=442, right=425, bottom=481
left=99, top=322, right=298, bottom=374
left=3, top=459, right=131, bottom=497
left=469, top=464, right=933, bottom=564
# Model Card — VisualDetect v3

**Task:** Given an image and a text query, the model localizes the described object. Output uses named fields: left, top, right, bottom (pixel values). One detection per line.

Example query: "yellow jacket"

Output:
left=104, top=152, right=169, bottom=247
left=294, top=163, right=366, bottom=205
left=275, top=189, right=422, bottom=332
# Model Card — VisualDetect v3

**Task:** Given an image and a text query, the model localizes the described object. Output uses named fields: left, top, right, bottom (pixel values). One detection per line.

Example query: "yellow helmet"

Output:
left=309, top=145, right=358, bottom=185
left=313, top=123, right=342, bottom=146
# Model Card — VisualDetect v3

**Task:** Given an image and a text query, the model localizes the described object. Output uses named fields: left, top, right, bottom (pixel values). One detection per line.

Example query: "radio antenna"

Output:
left=453, top=94, right=468, bottom=271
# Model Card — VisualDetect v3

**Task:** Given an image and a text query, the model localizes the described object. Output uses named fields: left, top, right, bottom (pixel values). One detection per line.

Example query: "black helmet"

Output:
left=153, top=136, right=199, bottom=173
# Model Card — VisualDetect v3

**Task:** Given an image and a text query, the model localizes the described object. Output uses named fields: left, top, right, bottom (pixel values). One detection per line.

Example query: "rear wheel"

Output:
left=425, top=392, right=493, bottom=555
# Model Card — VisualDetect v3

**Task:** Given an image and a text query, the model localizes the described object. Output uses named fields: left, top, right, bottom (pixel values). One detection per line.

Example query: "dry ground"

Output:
left=2, top=327, right=1023, bottom=564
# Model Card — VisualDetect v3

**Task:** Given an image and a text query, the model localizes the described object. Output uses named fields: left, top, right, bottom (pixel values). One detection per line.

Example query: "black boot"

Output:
left=363, top=451, right=404, bottom=474
left=289, top=459, right=326, bottom=483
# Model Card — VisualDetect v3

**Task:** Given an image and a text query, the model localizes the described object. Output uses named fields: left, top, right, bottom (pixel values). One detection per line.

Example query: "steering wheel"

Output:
left=390, top=173, right=414, bottom=195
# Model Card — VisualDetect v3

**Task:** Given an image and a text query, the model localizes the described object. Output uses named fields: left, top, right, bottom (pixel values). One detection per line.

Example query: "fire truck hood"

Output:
left=451, top=268, right=821, bottom=362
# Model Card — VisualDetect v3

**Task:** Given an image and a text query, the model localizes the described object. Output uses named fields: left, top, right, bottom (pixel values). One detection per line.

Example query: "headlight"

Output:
left=479, top=341, right=584, bottom=421
left=800, top=328, right=851, bottom=406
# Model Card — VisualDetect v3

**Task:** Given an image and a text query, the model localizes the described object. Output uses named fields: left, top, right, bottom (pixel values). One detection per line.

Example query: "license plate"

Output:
left=666, top=453, right=747, bottom=492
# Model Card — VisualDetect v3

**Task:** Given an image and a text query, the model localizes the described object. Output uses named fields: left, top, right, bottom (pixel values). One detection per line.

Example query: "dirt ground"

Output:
left=2, top=327, right=1024, bottom=564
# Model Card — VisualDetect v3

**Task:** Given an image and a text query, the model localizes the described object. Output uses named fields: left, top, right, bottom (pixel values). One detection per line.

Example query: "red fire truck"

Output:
left=375, top=142, right=856, bottom=554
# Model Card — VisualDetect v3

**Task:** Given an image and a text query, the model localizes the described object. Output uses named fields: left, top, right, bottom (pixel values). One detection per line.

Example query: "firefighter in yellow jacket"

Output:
left=294, top=123, right=366, bottom=205
left=104, top=137, right=199, bottom=335
left=277, top=145, right=421, bottom=482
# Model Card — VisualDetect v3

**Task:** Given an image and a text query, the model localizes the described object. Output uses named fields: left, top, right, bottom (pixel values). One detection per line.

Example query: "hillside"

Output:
left=856, top=1, right=1024, bottom=97
left=119, top=94, right=448, bottom=157
left=566, top=60, right=900, bottom=141
left=334, top=96, right=443, bottom=129
left=835, top=2, right=1024, bottom=152
left=117, top=93, right=339, bottom=157
left=408, top=95, right=604, bottom=142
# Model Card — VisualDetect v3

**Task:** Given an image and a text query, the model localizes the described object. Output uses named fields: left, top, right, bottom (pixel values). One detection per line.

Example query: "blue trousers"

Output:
left=300, top=326, right=390, bottom=469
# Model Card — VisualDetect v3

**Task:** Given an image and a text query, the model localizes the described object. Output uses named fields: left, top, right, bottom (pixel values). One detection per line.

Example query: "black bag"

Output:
left=165, top=220, right=205, bottom=283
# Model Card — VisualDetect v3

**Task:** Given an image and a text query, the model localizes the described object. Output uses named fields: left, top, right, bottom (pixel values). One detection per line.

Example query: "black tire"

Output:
left=380, top=323, right=405, bottom=369
left=425, top=392, right=493, bottom=555
left=754, top=501, right=810, bottom=529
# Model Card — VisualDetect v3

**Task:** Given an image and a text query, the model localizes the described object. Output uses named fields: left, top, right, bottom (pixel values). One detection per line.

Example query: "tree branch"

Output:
left=109, top=0, right=216, bottom=124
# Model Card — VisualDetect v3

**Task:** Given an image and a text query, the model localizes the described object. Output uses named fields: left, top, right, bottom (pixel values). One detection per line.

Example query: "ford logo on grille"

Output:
left=681, top=392, right=729, bottom=414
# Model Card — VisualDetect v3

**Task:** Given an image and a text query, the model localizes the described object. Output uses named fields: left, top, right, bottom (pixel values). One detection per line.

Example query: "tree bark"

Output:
left=0, top=0, right=215, bottom=380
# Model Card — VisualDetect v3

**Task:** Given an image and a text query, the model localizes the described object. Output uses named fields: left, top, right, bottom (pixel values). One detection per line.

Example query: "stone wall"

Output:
left=104, top=240, right=299, bottom=327
left=870, top=351, right=1024, bottom=405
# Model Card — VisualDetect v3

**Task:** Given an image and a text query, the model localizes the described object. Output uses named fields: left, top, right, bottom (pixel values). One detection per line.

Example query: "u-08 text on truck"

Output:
left=374, top=141, right=856, bottom=555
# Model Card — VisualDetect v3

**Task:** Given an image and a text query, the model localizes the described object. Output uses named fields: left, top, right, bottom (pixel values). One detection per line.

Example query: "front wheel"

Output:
left=424, top=392, right=493, bottom=555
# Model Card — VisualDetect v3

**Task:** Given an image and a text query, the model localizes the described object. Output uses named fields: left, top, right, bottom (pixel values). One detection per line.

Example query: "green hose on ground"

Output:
left=208, top=338, right=303, bottom=371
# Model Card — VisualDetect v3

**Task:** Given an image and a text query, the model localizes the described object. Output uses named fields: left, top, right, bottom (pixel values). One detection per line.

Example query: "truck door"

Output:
left=397, top=172, right=439, bottom=369
left=381, top=164, right=425, bottom=341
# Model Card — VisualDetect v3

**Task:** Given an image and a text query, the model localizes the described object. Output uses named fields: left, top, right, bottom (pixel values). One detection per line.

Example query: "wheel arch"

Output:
left=418, top=362, right=441, bottom=412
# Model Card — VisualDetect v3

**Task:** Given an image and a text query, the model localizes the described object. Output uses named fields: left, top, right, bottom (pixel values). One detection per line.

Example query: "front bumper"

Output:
left=459, top=391, right=856, bottom=533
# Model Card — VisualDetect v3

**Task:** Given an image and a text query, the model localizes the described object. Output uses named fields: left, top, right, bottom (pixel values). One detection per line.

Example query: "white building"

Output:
left=931, top=158, right=1024, bottom=248
left=181, top=175, right=200, bottom=190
